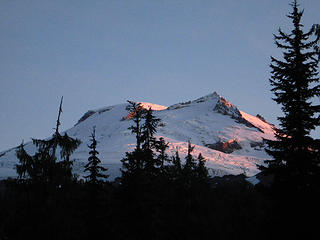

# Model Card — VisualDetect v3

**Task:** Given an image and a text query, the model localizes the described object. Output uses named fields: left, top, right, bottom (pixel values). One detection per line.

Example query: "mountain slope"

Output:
left=0, top=92, right=275, bottom=180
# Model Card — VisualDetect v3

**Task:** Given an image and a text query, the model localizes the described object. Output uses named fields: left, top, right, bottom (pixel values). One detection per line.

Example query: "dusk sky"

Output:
left=1, top=0, right=320, bottom=151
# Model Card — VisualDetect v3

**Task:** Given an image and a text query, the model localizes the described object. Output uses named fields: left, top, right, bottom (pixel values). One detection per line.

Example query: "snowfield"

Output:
left=0, top=92, right=275, bottom=180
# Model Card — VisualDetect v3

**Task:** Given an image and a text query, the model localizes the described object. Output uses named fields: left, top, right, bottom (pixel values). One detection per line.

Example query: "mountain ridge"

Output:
left=0, top=91, right=275, bottom=180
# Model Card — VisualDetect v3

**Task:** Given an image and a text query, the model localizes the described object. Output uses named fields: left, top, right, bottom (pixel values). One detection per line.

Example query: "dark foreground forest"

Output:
left=1, top=171, right=319, bottom=240
left=1, top=1, right=320, bottom=239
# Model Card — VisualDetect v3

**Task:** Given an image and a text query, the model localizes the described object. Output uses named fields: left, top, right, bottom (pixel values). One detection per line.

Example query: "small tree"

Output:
left=84, top=127, right=108, bottom=184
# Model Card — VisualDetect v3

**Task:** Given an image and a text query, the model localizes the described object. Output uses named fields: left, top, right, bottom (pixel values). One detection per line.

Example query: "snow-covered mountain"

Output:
left=0, top=92, right=275, bottom=180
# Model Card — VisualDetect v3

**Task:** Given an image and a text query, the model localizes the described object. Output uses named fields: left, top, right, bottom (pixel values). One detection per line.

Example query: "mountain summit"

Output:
left=0, top=92, right=275, bottom=180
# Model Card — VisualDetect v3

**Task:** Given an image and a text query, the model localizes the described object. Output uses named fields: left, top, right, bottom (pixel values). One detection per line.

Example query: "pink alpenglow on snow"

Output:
left=139, top=102, right=168, bottom=111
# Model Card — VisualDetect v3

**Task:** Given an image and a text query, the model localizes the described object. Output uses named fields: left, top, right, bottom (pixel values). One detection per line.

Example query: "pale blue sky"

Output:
left=1, top=0, right=320, bottom=150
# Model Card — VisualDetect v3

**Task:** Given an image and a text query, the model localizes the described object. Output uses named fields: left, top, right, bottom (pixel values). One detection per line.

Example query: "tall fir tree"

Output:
left=259, top=0, right=320, bottom=190
left=84, top=127, right=108, bottom=184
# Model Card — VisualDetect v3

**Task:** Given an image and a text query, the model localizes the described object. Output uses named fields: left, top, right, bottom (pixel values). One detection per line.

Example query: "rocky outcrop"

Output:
left=167, top=92, right=265, bottom=136
left=167, top=101, right=192, bottom=110
left=235, top=117, right=264, bottom=133
left=205, top=139, right=242, bottom=154
left=167, top=92, right=220, bottom=110
left=75, top=110, right=96, bottom=126
left=213, top=94, right=264, bottom=133
left=97, top=106, right=113, bottom=114
left=214, top=95, right=242, bottom=119
left=256, top=114, right=275, bottom=128
left=256, top=114, right=267, bottom=123
left=75, top=107, right=114, bottom=126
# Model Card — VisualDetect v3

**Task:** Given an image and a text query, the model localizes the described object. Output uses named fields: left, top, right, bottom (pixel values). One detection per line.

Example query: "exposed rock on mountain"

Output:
left=205, top=139, right=242, bottom=154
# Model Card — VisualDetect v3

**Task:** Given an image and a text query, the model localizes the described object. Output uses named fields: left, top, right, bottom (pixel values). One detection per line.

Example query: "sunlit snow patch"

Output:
left=139, top=102, right=168, bottom=111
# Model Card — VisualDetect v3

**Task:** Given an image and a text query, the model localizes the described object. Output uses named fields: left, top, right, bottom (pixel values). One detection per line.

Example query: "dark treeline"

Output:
left=0, top=101, right=270, bottom=240
left=1, top=1, right=320, bottom=239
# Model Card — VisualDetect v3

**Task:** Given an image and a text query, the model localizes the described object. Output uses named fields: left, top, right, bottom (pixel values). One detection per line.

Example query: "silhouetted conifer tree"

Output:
left=16, top=97, right=81, bottom=185
left=181, top=141, right=197, bottom=187
left=121, top=102, right=171, bottom=187
left=84, top=127, right=108, bottom=184
left=141, top=107, right=160, bottom=150
left=168, top=150, right=183, bottom=183
left=16, top=141, right=34, bottom=180
left=155, top=137, right=169, bottom=171
left=141, top=108, right=161, bottom=177
left=127, top=100, right=144, bottom=152
left=259, top=0, right=320, bottom=191
left=184, top=141, right=196, bottom=171
left=172, top=151, right=182, bottom=175
left=121, top=101, right=145, bottom=184
left=196, top=153, right=209, bottom=181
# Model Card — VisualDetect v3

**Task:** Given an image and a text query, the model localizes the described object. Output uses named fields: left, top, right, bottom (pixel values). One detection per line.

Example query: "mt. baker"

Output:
left=0, top=92, right=275, bottom=180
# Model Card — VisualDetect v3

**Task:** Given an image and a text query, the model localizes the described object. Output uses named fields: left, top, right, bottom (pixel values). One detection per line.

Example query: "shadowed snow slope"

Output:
left=0, top=92, right=275, bottom=180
